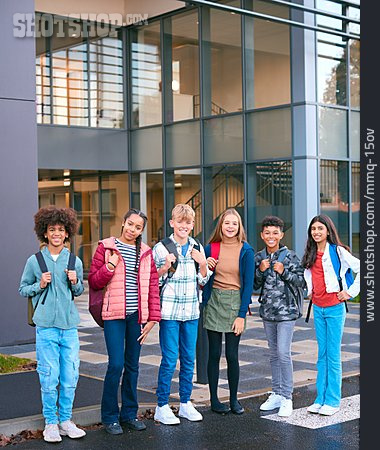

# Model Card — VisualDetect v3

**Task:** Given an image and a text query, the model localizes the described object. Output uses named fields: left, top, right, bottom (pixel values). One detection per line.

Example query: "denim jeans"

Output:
left=313, top=302, right=346, bottom=407
left=35, top=327, right=80, bottom=424
left=101, top=312, right=142, bottom=424
left=263, top=320, right=295, bottom=399
left=156, top=319, right=198, bottom=406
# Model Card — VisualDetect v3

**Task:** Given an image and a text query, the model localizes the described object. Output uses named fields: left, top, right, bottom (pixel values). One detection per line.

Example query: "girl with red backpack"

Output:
left=202, top=208, right=254, bottom=415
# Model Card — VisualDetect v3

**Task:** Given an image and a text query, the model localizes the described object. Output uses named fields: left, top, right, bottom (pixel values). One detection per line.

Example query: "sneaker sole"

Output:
left=44, top=436, right=62, bottom=443
left=59, top=431, right=86, bottom=438
left=260, top=405, right=282, bottom=411
left=178, top=414, right=203, bottom=422
left=154, top=417, right=180, bottom=425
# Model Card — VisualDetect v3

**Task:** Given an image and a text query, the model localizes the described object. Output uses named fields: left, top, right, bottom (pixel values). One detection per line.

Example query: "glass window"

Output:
left=100, top=173, right=129, bottom=238
left=350, top=111, right=360, bottom=160
left=166, top=121, right=200, bottom=167
left=202, top=3, right=242, bottom=116
left=247, top=108, right=291, bottom=160
left=131, top=127, right=162, bottom=170
left=51, top=18, right=89, bottom=126
left=164, top=11, right=199, bottom=122
left=350, top=39, right=360, bottom=108
left=245, top=1, right=290, bottom=109
left=166, top=169, right=202, bottom=238
left=204, top=115, right=243, bottom=164
left=131, top=172, right=164, bottom=246
left=131, top=22, right=162, bottom=127
left=320, top=160, right=349, bottom=246
left=351, top=162, right=359, bottom=257
left=73, top=177, right=100, bottom=272
left=203, top=165, right=244, bottom=241
left=319, top=107, right=347, bottom=158
left=89, top=31, right=124, bottom=128
left=247, top=161, right=292, bottom=251
left=36, top=17, right=51, bottom=124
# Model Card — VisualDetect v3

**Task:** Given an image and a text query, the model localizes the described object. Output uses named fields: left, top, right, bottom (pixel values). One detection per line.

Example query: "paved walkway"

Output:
left=0, top=284, right=360, bottom=438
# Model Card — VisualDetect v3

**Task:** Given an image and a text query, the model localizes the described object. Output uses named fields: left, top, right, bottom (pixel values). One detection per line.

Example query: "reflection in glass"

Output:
left=245, top=1, right=290, bottom=109
left=320, top=160, right=349, bottom=246
left=204, top=165, right=244, bottom=241
left=166, top=122, right=200, bottom=167
left=350, top=111, right=360, bottom=160
left=131, top=22, right=162, bottom=127
left=319, top=107, right=347, bottom=158
left=202, top=5, right=242, bottom=115
left=89, top=32, right=124, bottom=128
left=164, top=11, right=199, bottom=122
left=350, top=39, right=360, bottom=108
left=100, top=174, right=129, bottom=238
left=247, top=108, right=291, bottom=160
left=73, top=178, right=100, bottom=272
left=166, top=169, right=202, bottom=238
left=204, top=115, right=243, bottom=164
left=247, top=161, right=292, bottom=251
left=351, top=162, right=360, bottom=257
left=51, top=19, right=89, bottom=126
left=131, top=172, right=164, bottom=246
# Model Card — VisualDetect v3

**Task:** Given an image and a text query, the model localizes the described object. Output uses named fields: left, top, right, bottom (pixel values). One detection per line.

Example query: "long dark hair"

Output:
left=121, top=208, right=148, bottom=272
left=301, top=214, right=350, bottom=269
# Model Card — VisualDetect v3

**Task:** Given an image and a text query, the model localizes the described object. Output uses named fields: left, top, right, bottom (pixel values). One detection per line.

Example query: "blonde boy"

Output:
left=153, top=204, right=211, bottom=425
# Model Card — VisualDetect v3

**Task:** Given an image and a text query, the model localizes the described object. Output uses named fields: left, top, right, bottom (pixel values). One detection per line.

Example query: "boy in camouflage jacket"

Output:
left=254, top=216, right=305, bottom=417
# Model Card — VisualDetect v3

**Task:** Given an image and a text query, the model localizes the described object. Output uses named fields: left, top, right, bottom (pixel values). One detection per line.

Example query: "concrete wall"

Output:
left=0, top=0, right=38, bottom=345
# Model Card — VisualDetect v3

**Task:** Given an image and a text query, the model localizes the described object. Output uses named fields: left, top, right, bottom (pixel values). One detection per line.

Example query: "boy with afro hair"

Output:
left=19, top=206, right=86, bottom=443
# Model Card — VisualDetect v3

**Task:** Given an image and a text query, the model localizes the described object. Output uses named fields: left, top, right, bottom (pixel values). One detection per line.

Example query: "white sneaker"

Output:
left=179, top=401, right=203, bottom=422
left=307, top=403, right=323, bottom=414
left=319, top=405, right=340, bottom=416
left=260, top=393, right=283, bottom=411
left=154, top=404, right=180, bottom=425
left=43, top=424, right=62, bottom=443
left=59, top=420, right=86, bottom=438
left=278, top=398, right=293, bottom=417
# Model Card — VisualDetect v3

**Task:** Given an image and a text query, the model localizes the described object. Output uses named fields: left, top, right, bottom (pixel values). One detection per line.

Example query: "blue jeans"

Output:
left=156, top=319, right=198, bottom=406
left=36, top=327, right=80, bottom=424
left=313, top=302, right=346, bottom=407
left=101, top=312, right=142, bottom=424
left=263, top=320, right=295, bottom=399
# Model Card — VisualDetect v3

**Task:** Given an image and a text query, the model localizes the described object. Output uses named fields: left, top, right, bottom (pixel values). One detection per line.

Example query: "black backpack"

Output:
left=159, top=237, right=201, bottom=298
left=27, top=251, right=76, bottom=326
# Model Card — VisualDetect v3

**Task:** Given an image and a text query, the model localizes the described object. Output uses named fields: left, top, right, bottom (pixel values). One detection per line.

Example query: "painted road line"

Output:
left=261, top=394, right=359, bottom=429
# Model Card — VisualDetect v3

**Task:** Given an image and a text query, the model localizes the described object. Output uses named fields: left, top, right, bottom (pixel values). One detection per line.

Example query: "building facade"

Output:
left=0, top=0, right=360, bottom=345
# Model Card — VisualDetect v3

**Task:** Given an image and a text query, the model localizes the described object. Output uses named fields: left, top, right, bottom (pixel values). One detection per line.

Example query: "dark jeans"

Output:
left=101, top=312, right=141, bottom=424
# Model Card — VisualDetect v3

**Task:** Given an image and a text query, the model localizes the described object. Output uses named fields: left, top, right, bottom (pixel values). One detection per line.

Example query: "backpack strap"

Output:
left=34, top=251, right=49, bottom=305
left=192, top=238, right=201, bottom=274
left=210, top=242, right=221, bottom=261
left=161, top=237, right=179, bottom=277
left=305, top=299, right=312, bottom=323
left=67, top=252, right=76, bottom=301
left=329, top=244, right=349, bottom=313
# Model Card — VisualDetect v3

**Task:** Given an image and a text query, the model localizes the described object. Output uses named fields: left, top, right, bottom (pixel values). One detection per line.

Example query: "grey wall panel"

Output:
left=38, top=126, right=129, bottom=170
left=0, top=0, right=36, bottom=101
left=0, top=99, right=38, bottom=346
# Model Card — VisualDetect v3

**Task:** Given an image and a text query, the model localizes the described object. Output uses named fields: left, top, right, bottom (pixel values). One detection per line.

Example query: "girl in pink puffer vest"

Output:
left=88, top=209, right=160, bottom=434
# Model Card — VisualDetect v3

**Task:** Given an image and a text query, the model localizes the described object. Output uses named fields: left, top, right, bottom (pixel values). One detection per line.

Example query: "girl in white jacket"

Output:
left=302, top=215, right=360, bottom=416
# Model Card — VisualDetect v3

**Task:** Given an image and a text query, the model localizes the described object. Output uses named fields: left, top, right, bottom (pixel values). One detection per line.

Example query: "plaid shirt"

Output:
left=153, top=234, right=212, bottom=321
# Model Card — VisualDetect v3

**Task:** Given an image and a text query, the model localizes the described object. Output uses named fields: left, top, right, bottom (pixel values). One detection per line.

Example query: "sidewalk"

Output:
left=0, top=285, right=360, bottom=438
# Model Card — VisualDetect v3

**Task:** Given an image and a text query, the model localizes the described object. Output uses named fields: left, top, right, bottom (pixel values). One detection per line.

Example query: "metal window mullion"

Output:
left=86, top=37, right=91, bottom=127
left=98, top=175, right=103, bottom=240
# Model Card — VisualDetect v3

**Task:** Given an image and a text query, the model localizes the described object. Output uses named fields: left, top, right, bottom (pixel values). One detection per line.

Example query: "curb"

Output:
left=0, top=372, right=359, bottom=437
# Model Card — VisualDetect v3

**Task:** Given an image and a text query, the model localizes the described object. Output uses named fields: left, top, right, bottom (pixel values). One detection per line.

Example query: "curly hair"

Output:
left=261, top=215, right=284, bottom=231
left=34, top=206, right=79, bottom=244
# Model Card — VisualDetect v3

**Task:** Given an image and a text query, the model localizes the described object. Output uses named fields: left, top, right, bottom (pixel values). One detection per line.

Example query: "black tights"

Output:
left=207, top=330, right=241, bottom=406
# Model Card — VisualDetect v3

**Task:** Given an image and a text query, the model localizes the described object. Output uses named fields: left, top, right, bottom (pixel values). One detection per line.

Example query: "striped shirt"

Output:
left=153, top=234, right=212, bottom=321
left=115, top=239, right=139, bottom=315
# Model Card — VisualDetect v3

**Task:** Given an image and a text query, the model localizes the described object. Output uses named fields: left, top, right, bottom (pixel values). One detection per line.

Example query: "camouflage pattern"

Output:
left=254, top=246, right=306, bottom=322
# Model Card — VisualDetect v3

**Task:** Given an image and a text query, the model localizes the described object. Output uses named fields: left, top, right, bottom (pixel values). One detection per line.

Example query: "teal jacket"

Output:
left=19, top=246, right=84, bottom=329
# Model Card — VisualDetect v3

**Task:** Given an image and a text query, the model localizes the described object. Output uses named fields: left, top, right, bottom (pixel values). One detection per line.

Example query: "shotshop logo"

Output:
left=13, top=13, right=149, bottom=38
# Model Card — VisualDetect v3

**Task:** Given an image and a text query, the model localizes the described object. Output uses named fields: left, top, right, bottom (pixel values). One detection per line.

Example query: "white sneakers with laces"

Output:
left=307, top=403, right=323, bottom=414
left=59, top=420, right=86, bottom=438
left=260, top=393, right=283, bottom=411
left=43, top=424, right=62, bottom=443
left=179, top=401, right=203, bottom=421
left=278, top=398, right=293, bottom=417
left=154, top=404, right=181, bottom=425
